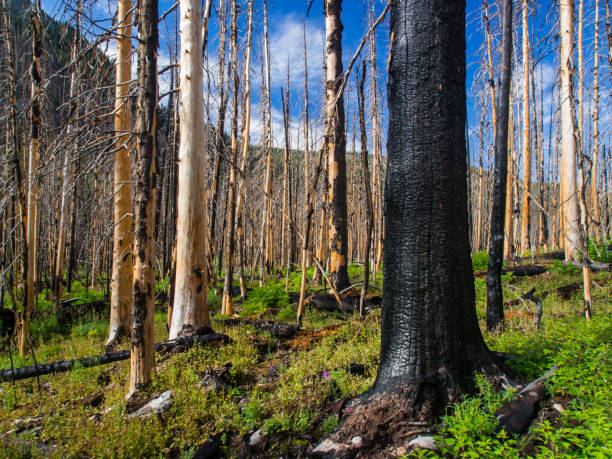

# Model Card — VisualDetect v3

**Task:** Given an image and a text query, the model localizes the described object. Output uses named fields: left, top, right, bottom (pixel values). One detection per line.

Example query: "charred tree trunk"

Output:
left=373, top=0, right=497, bottom=402
left=129, top=0, right=158, bottom=396
left=486, top=0, right=513, bottom=332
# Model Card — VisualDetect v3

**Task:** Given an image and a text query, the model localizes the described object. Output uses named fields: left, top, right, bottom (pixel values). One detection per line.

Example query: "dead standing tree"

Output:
left=324, top=0, right=350, bottom=292
left=486, top=0, right=513, bottom=332
left=129, top=0, right=158, bottom=396
left=107, top=0, right=133, bottom=348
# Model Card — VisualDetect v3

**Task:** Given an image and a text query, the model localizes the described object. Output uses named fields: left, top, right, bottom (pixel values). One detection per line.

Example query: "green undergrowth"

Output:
left=0, top=264, right=610, bottom=457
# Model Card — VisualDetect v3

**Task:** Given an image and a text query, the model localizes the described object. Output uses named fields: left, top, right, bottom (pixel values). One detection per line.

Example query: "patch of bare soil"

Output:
left=285, top=324, right=342, bottom=350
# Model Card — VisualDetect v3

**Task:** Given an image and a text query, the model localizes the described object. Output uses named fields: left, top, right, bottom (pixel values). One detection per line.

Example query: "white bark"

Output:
left=170, top=0, right=209, bottom=338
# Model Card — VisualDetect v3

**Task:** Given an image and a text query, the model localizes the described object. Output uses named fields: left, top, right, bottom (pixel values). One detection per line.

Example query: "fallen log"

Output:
left=504, top=282, right=581, bottom=308
left=57, top=300, right=109, bottom=326
left=474, top=264, right=548, bottom=279
left=217, top=318, right=299, bottom=339
left=496, top=365, right=558, bottom=434
left=0, top=333, right=229, bottom=383
left=573, top=261, right=612, bottom=272
left=306, top=292, right=382, bottom=313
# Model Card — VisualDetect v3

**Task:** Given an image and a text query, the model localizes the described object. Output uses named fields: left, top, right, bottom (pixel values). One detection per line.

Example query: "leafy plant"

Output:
left=241, top=282, right=290, bottom=316
left=472, top=251, right=489, bottom=271
left=320, top=414, right=339, bottom=435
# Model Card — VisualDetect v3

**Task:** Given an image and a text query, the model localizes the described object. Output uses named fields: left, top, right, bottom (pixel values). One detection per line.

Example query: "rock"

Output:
left=350, top=436, right=362, bottom=446
left=249, top=429, right=264, bottom=447
left=199, top=374, right=229, bottom=394
left=127, top=390, right=173, bottom=419
left=552, top=403, right=565, bottom=414
left=192, top=436, right=221, bottom=458
left=408, top=436, right=439, bottom=452
left=312, top=438, right=342, bottom=454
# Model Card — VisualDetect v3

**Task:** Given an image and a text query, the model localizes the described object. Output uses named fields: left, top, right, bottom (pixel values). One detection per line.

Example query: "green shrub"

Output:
left=241, top=282, right=290, bottom=316
left=472, top=251, right=489, bottom=271
left=276, top=305, right=297, bottom=322
left=549, top=259, right=580, bottom=275
left=588, top=240, right=612, bottom=263
left=320, top=414, right=339, bottom=435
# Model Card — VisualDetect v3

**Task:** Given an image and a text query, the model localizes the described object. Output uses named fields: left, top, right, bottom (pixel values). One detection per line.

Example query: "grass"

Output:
left=0, top=263, right=610, bottom=457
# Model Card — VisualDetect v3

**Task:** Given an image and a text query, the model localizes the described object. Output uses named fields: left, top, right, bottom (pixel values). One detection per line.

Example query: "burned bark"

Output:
left=129, top=0, right=158, bottom=395
left=486, top=0, right=513, bottom=332
left=335, top=7, right=503, bottom=445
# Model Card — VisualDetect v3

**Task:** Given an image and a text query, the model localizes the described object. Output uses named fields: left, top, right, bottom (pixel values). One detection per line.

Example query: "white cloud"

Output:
left=268, top=13, right=325, bottom=89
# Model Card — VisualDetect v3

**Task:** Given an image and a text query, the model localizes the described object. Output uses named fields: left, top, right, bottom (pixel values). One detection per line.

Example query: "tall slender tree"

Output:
left=324, top=0, right=350, bottom=292
left=559, top=0, right=580, bottom=260
left=107, top=0, right=134, bottom=347
left=170, top=0, right=210, bottom=338
left=592, top=0, right=601, bottom=240
left=487, top=0, right=513, bottom=332
left=520, top=0, right=531, bottom=254
left=22, top=0, right=43, bottom=355
left=129, top=0, right=158, bottom=395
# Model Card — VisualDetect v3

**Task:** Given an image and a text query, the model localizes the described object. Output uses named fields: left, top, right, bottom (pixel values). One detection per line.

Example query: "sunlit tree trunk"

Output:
left=221, top=0, right=239, bottom=316
left=129, top=0, right=158, bottom=395
left=107, top=0, right=134, bottom=347
left=559, top=0, right=580, bottom=260
left=170, top=0, right=210, bottom=338
left=504, top=83, right=515, bottom=260
left=324, top=0, right=350, bottom=292
left=520, top=0, right=531, bottom=254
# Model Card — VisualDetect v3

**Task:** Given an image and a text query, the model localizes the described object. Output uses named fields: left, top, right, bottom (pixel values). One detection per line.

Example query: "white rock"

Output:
left=127, top=390, right=173, bottom=419
left=312, top=438, right=341, bottom=454
left=350, top=436, right=363, bottom=446
left=408, top=436, right=439, bottom=452
left=553, top=403, right=565, bottom=414
left=249, top=428, right=264, bottom=446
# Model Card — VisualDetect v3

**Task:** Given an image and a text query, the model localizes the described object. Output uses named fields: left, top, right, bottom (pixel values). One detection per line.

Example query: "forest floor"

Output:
left=0, top=256, right=610, bottom=458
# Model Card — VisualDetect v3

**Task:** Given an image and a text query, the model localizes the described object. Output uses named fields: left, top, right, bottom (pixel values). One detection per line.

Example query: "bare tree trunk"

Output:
left=592, top=0, right=601, bottom=240
left=560, top=0, right=580, bottom=260
left=2, top=0, right=27, bottom=320
left=234, top=0, right=254, bottom=300
left=486, top=0, right=513, bottom=332
left=170, top=0, right=210, bottom=338
left=260, top=0, right=273, bottom=277
left=504, top=82, right=515, bottom=260
left=129, top=0, right=158, bottom=396
left=221, top=0, right=239, bottom=316
left=325, top=0, right=350, bottom=292
left=520, top=0, right=531, bottom=254
left=357, top=62, right=373, bottom=319
left=55, top=8, right=80, bottom=311
left=107, top=0, right=134, bottom=347
left=281, top=71, right=291, bottom=289
left=208, top=0, right=228, bottom=286
left=21, top=1, right=43, bottom=355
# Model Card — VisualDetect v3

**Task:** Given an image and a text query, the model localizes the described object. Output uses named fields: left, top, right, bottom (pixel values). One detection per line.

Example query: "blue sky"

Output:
left=40, top=0, right=610, bottom=176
